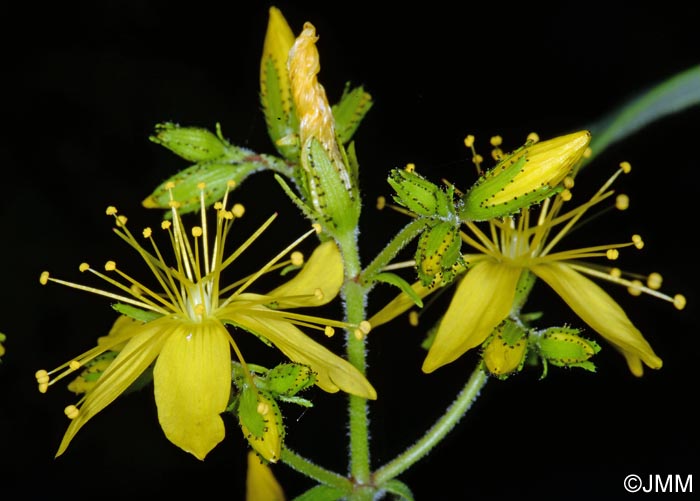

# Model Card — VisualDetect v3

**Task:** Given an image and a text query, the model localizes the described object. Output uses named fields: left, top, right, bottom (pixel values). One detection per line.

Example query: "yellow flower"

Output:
left=246, top=450, right=286, bottom=501
left=372, top=162, right=685, bottom=376
left=36, top=182, right=376, bottom=460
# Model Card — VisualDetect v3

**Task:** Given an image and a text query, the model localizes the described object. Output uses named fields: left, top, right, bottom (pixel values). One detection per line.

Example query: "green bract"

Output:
left=415, top=221, right=464, bottom=287
left=149, top=122, right=229, bottom=162
left=481, top=320, right=528, bottom=379
left=535, top=327, right=601, bottom=378
left=387, top=168, right=456, bottom=219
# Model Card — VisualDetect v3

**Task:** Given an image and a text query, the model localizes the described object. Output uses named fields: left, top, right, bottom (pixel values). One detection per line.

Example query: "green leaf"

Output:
left=373, top=272, right=424, bottom=308
left=381, top=479, right=415, bottom=501
left=583, top=64, right=700, bottom=167
left=291, top=484, right=347, bottom=501
left=111, top=303, right=162, bottom=322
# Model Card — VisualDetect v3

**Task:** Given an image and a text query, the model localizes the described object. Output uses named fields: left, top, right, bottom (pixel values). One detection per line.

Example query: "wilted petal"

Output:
left=531, top=262, right=662, bottom=376
left=422, top=260, right=521, bottom=373
left=267, top=240, right=343, bottom=308
left=56, top=318, right=171, bottom=457
left=154, top=319, right=232, bottom=460
left=229, top=310, right=376, bottom=399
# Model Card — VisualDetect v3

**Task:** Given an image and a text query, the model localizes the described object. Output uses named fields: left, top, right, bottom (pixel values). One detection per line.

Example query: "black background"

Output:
left=2, top=1, right=699, bottom=499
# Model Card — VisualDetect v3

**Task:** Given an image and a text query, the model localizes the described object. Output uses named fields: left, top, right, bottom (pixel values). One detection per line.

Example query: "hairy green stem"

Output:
left=281, top=447, right=352, bottom=490
left=361, top=218, right=427, bottom=284
left=373, top=366, right=489, bottom=485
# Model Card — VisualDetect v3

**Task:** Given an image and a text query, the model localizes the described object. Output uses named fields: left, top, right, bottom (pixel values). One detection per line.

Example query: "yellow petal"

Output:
left=422, top=260, right=521, bottom=373
left=229, top=311, right=376, bottom=400
left=531, top=262, right=662, bottom=376
left=261, top=6, right=295, bottom=116
left=153, top=319, right=232, bottom=460
left=246, top=450, right=286, bottom=501
left=56, top=318, right=171, bottom=457
left=368, top=280, right=436, bottom=329
left=267, top=240, right=343, bottom=308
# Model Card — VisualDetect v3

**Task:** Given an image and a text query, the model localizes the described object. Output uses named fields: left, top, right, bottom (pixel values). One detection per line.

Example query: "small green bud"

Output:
left=415, top=221, right=465, bottom=287
left=150, top=122, right=229, bottom=163
left=265, top=363, right=316, bottom=397
left=387, top=167, right=456, bottom=219
left=535, top=327, right=601, bottom=377
left=481, top=320, right=528, bottom=379
left=459, top=130, right=591, bottom=221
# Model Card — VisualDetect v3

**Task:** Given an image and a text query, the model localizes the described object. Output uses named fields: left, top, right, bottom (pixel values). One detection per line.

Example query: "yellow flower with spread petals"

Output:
left=36, top=182, right=376, bottom=460
left=372, top=162, right=685, bottom=376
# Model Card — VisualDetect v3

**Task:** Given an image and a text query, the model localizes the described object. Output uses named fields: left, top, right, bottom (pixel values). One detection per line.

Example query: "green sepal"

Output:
left=421, top=323, right=439, bottom=350
left=149, top=122, right=229, bottom=162
left=291, top=484, right=348, bottom=501
left=415, top=221, right=464, bottom=287
left=265, top=363, right=317, bottom=397
left=345, top=141, right=361, bottom=194
left=380, top=479, right=415, bottom=501
left=274, top=173, right=318, bottom=224
left=238, top=385, right=267, bottom=438
left=535, top=327, right=601, bottom=378
left=388, top=168, right=456, bottom=219
left=111, top=303, right=163, bottom=323
left=373, top=272, right=424, bottom=308
left=261, top=57, right=300, bottom=160
left=332, top=82, right=373, bottom=145
left=301, top=137, right=360, bottom=235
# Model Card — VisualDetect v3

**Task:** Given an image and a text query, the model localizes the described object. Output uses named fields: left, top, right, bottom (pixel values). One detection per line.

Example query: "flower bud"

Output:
left=459, top=130, right=591, bottom=221
left=149, top=122, right=229, bottom=163
left=387, top=168, right=456, bottom=219
left=481, top=320, right=528, bottom=379
left=535, top=327, right=601, bottom=377
left=260, top=7, right=299, bottom=160
left=265, top=363, right=316, bottom=397
left=415, top=221, right=464, bottom=287
left=238, top=388, right=284, bottom=463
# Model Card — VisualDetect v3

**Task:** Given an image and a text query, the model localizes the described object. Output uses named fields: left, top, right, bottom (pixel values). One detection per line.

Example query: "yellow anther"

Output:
left=161, top=220, right=172, bottom=230
left=673, top=294, right=687, bottom=310
left=194, top=304, right=205, bottom=315
left=257, top=401, right=270, bottom=416
left=646, top=272, right=663, bottom=290
left=353, top=329, right=365, bottom=340
left=314, top=288, right=324, bottom=301
left=35, top=369, right=49, bottom=384
left=168, top=200, right=181, bottom=209
left=164, top=181, right=176, bottom=189
left=116, top=215, right=128, bottom=227
left=213, top=201, right=223, bottom=210
left=39, top=271, right=49, bottom=285
left=560, top=189, right=572, bottom=202
left=472, top=154, right=483, bottom=165
left=619, top=161, right=632, bottom=174
left=606, top=249, right=619, bottom=260
left=192, top=226, right=203, bottom=238
left=632, top=234, right=644, bottom=249
left=143, top=227, right=152, bottom=238
left=312, top=223, right=322, bottom=234
left=232, top=204, right=245, bottom=217
left=222, top=210, right=234, bottom=220
left=197, top=182, right=206, bottom=190
left=324, top=326, right=335, bottom=337
left=464, top=135, right=475, bottom=148
left=64, top=405, right=80, bottom=420
left=409, top=310, right=419, bottom=327
left=227, top=180, right=236, bottom=188
left=490, top=135, right=503, bottom=147
left=563, top=176, right=575, bottom=189
left=405, top=163, right=416, bottom=173
left=106, top=206, right=118, bottom=216
left=290, top=251, right=304, bottom=266
left=38, top=382, right=49, bottom=394
left=583, top=146, right=592, bottom=158
left=609, top=267, right=622, bottom=278
left=105, top=261, right=116, bottom=271
left=491, top=148, right=503, bottom=161
left=615, top=194, right=629, bottom=210
left=69, top=360, right=81, bottom=370
left=359, top=320, right=371, bottom=335
left=628, top=280, right=643, bottom=296
left=526, top=132, right=540, bottom=143
left=376, top=196, right=386, bottom=210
